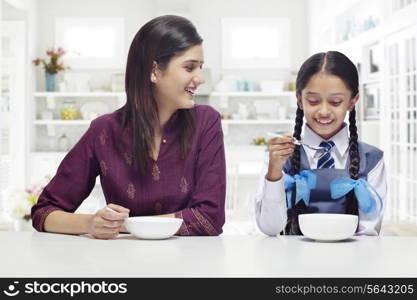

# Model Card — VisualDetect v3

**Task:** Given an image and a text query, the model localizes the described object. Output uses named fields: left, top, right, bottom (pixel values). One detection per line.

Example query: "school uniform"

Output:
left=255, top=123, right=386, bottom=236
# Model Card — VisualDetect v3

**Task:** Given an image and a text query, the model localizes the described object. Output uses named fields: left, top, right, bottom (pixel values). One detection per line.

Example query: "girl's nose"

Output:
left=318, top=103, right=331, bottom=116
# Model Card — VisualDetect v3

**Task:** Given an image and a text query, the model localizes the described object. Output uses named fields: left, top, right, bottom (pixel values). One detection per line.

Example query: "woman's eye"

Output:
left=185, top=66, right=194, bottom=72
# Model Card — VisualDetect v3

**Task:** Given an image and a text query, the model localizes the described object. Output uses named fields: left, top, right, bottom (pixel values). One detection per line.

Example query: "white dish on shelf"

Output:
left=80, top=102, right=110, bottom=120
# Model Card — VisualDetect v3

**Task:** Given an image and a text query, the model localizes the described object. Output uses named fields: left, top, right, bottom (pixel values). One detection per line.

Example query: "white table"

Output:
left=1, top=232, right=417, bottom=277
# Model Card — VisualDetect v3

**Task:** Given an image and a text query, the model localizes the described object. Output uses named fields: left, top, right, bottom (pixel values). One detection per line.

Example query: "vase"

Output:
left=45, top=73, right=56, bottom=92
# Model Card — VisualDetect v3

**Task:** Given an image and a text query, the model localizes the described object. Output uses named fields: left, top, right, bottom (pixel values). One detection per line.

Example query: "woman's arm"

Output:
left=174, top=109, right=226, bottom=236
left=31, top=120, right=119, bottom=236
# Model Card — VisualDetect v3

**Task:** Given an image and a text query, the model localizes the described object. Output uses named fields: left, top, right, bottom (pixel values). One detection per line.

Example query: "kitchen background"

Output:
left=0, top=0, right=416, bottom=235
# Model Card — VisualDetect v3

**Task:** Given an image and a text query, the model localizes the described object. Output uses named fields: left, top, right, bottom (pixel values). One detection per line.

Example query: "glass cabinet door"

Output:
left=0, top=21, right=26, bottom=206
left=385, top=25, right=417, bottom=223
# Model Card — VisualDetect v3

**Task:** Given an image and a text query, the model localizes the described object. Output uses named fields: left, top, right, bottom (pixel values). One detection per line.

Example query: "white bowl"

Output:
left=124, top=217, right=183, bottom=240
left=298, top=213, right=358, bottom=242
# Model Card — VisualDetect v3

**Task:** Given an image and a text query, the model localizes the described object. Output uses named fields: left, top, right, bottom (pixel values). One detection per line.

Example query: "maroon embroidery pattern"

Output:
left=99, top=129, right=108, bottom=146
left=152, top=164, right=160, bottom=181
left=191, top=208, right=218, bottom=235
left=100, top=160, right=108, bottom=176
left=124, top=152, right=133, bottom=166
left=127, top=183, right=136, bottom=200
left=176, top=211, right=190, bottom=235
left=180, top=177, right=188, bottom=193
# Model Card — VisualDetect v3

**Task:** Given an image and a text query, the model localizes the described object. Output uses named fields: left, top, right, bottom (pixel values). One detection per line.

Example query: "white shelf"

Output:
left=222, top=119, right=293, bottom=125
left=34, top=120, right=91, bottom=125
left=34, top=92, right=126, bottom=97
left=210, top=91, right=294, bottom=97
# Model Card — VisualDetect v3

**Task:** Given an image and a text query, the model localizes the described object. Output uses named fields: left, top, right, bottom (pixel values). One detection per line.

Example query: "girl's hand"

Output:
left=88, top=204, right=130, bottom=239
left=266, top=133, right=296, bottom=181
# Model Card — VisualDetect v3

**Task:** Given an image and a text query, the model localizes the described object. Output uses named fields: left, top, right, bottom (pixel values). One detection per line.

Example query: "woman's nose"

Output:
left=194, top=69, right=205, bottom=85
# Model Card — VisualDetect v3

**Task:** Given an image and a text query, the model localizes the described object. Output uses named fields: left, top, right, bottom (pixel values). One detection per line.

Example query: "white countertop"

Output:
left=1, top=231, right=417, bottom=278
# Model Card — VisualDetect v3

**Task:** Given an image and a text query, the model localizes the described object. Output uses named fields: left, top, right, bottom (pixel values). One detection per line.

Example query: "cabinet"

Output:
left=384, top=25, right=417, bottom=223
left=209, top=91, right=295, bottom=232
left=28, top=92, right=125, bottom=212
left=209, top=91, right=296, bottom=145
left=0, top=21, right=25, bottom=192
left=32, top=92, right=125, bottom=153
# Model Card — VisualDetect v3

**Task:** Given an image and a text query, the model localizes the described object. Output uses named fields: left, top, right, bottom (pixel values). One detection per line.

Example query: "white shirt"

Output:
left=255, top=123, right=387, bottom=236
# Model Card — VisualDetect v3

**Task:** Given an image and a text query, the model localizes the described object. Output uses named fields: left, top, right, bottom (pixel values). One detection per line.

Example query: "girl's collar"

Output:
left=301, top=123, right=350, bottom=156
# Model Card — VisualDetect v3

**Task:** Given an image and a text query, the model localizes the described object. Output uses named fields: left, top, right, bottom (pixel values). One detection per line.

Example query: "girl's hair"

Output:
left=285, top=51, right=360, bottom=235
left=119, top=15, right=203, bottom=175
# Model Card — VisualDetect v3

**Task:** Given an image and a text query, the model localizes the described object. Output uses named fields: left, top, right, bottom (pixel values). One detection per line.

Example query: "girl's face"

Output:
left=297, top=73, right=359, bottom=140
left=152, top=44, right=205, bottom=111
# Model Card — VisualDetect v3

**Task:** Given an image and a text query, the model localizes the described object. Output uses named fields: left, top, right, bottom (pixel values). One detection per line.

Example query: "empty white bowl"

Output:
left=298, top=213, right=358, bottom=242
left=124, top=217, right=183, bottom=240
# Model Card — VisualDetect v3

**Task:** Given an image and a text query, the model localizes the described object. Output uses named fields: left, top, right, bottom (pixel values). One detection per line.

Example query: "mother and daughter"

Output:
left=31, top=15, right=386, bottom=239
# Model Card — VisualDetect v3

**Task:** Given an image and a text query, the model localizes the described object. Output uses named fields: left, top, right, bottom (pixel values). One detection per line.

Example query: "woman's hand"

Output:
left=266, top=133, right=295, bottom=181
left=88, top=203, right=130, bottom=239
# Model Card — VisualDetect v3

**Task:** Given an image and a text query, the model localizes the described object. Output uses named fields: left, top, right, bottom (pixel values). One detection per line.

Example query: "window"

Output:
left=55, top=18, right=125, bottom=69
left=221, top=18, right=290, bottom=69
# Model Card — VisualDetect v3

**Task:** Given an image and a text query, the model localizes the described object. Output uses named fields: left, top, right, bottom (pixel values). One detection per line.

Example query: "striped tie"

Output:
left=317, top=141, right=335, bottom=169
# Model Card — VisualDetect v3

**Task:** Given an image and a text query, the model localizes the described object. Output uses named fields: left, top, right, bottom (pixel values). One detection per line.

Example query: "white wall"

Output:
left=306, top=0, right=360, bottom=54
left=35, top=0, right=156, bottom=90
left=190, top=0, right=308, bottom=83
left=36, top=0, right=156, bottom=56
left=35, top=0, right=308, bottom=88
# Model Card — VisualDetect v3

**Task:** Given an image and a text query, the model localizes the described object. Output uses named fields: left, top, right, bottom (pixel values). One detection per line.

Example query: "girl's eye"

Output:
left=330, top=99, right=343, bottom=105
left=185, top=65, right=194, bottom=72
left=307, top=99, right=319, bottom=105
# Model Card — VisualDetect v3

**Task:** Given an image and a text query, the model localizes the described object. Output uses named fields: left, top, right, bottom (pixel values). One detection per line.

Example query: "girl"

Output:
left=31, top=15, right=226, bottom=239
left=255, top=51, right=386, bottom=236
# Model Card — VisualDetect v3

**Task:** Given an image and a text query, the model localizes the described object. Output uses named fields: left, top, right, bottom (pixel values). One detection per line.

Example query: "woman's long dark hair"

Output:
left=120, top=15, right=202, bottom=175
left=285, top=51, right=360, bottom=235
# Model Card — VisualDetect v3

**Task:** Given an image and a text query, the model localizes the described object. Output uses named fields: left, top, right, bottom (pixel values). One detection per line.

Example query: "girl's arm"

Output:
left=255, top=151, right=288, bottom=236
left=356, top=157, right=387, bottom=236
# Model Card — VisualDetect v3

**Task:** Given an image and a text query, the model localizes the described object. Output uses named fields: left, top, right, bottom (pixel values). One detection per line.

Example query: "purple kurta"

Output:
left=31, top=104, right=226, bottom=235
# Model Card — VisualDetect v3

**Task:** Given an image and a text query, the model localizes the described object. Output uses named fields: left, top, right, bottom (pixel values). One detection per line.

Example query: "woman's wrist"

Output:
left=44, top=210, right=94, bottom=235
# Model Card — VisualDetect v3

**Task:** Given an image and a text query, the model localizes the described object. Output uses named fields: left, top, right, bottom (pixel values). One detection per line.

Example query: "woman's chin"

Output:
left=181, top=100, right=195, bottom=109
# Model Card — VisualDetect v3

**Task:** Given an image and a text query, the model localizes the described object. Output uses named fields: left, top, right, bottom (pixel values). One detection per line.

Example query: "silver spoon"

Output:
left=266, top=132, right=328, bottom=152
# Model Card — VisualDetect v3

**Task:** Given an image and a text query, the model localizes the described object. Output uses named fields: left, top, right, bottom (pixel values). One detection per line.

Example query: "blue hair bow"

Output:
left=330, top=178, right=383, bottom=214
left=284, top=170, right=317, bottom=209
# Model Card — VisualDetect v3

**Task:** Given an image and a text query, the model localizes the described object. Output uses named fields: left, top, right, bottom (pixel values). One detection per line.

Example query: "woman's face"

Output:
left=152, top=44, right=205, bottom=110
left=297, top=73, right=359, bottom=140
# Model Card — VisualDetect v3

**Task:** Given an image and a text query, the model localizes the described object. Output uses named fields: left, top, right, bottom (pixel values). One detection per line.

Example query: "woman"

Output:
left=31, top=15, right=226, bottom=239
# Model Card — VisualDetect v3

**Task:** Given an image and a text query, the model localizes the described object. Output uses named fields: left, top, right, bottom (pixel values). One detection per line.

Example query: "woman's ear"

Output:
left=150, top=61, right=158, bottom=83
left=296, top=93, right=303, bottom=110
left=349, top=93, right=360, bottom=111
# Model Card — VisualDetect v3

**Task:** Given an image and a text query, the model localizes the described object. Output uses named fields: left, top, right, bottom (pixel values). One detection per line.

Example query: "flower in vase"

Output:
left=33, top=47, right=70, bottom=75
